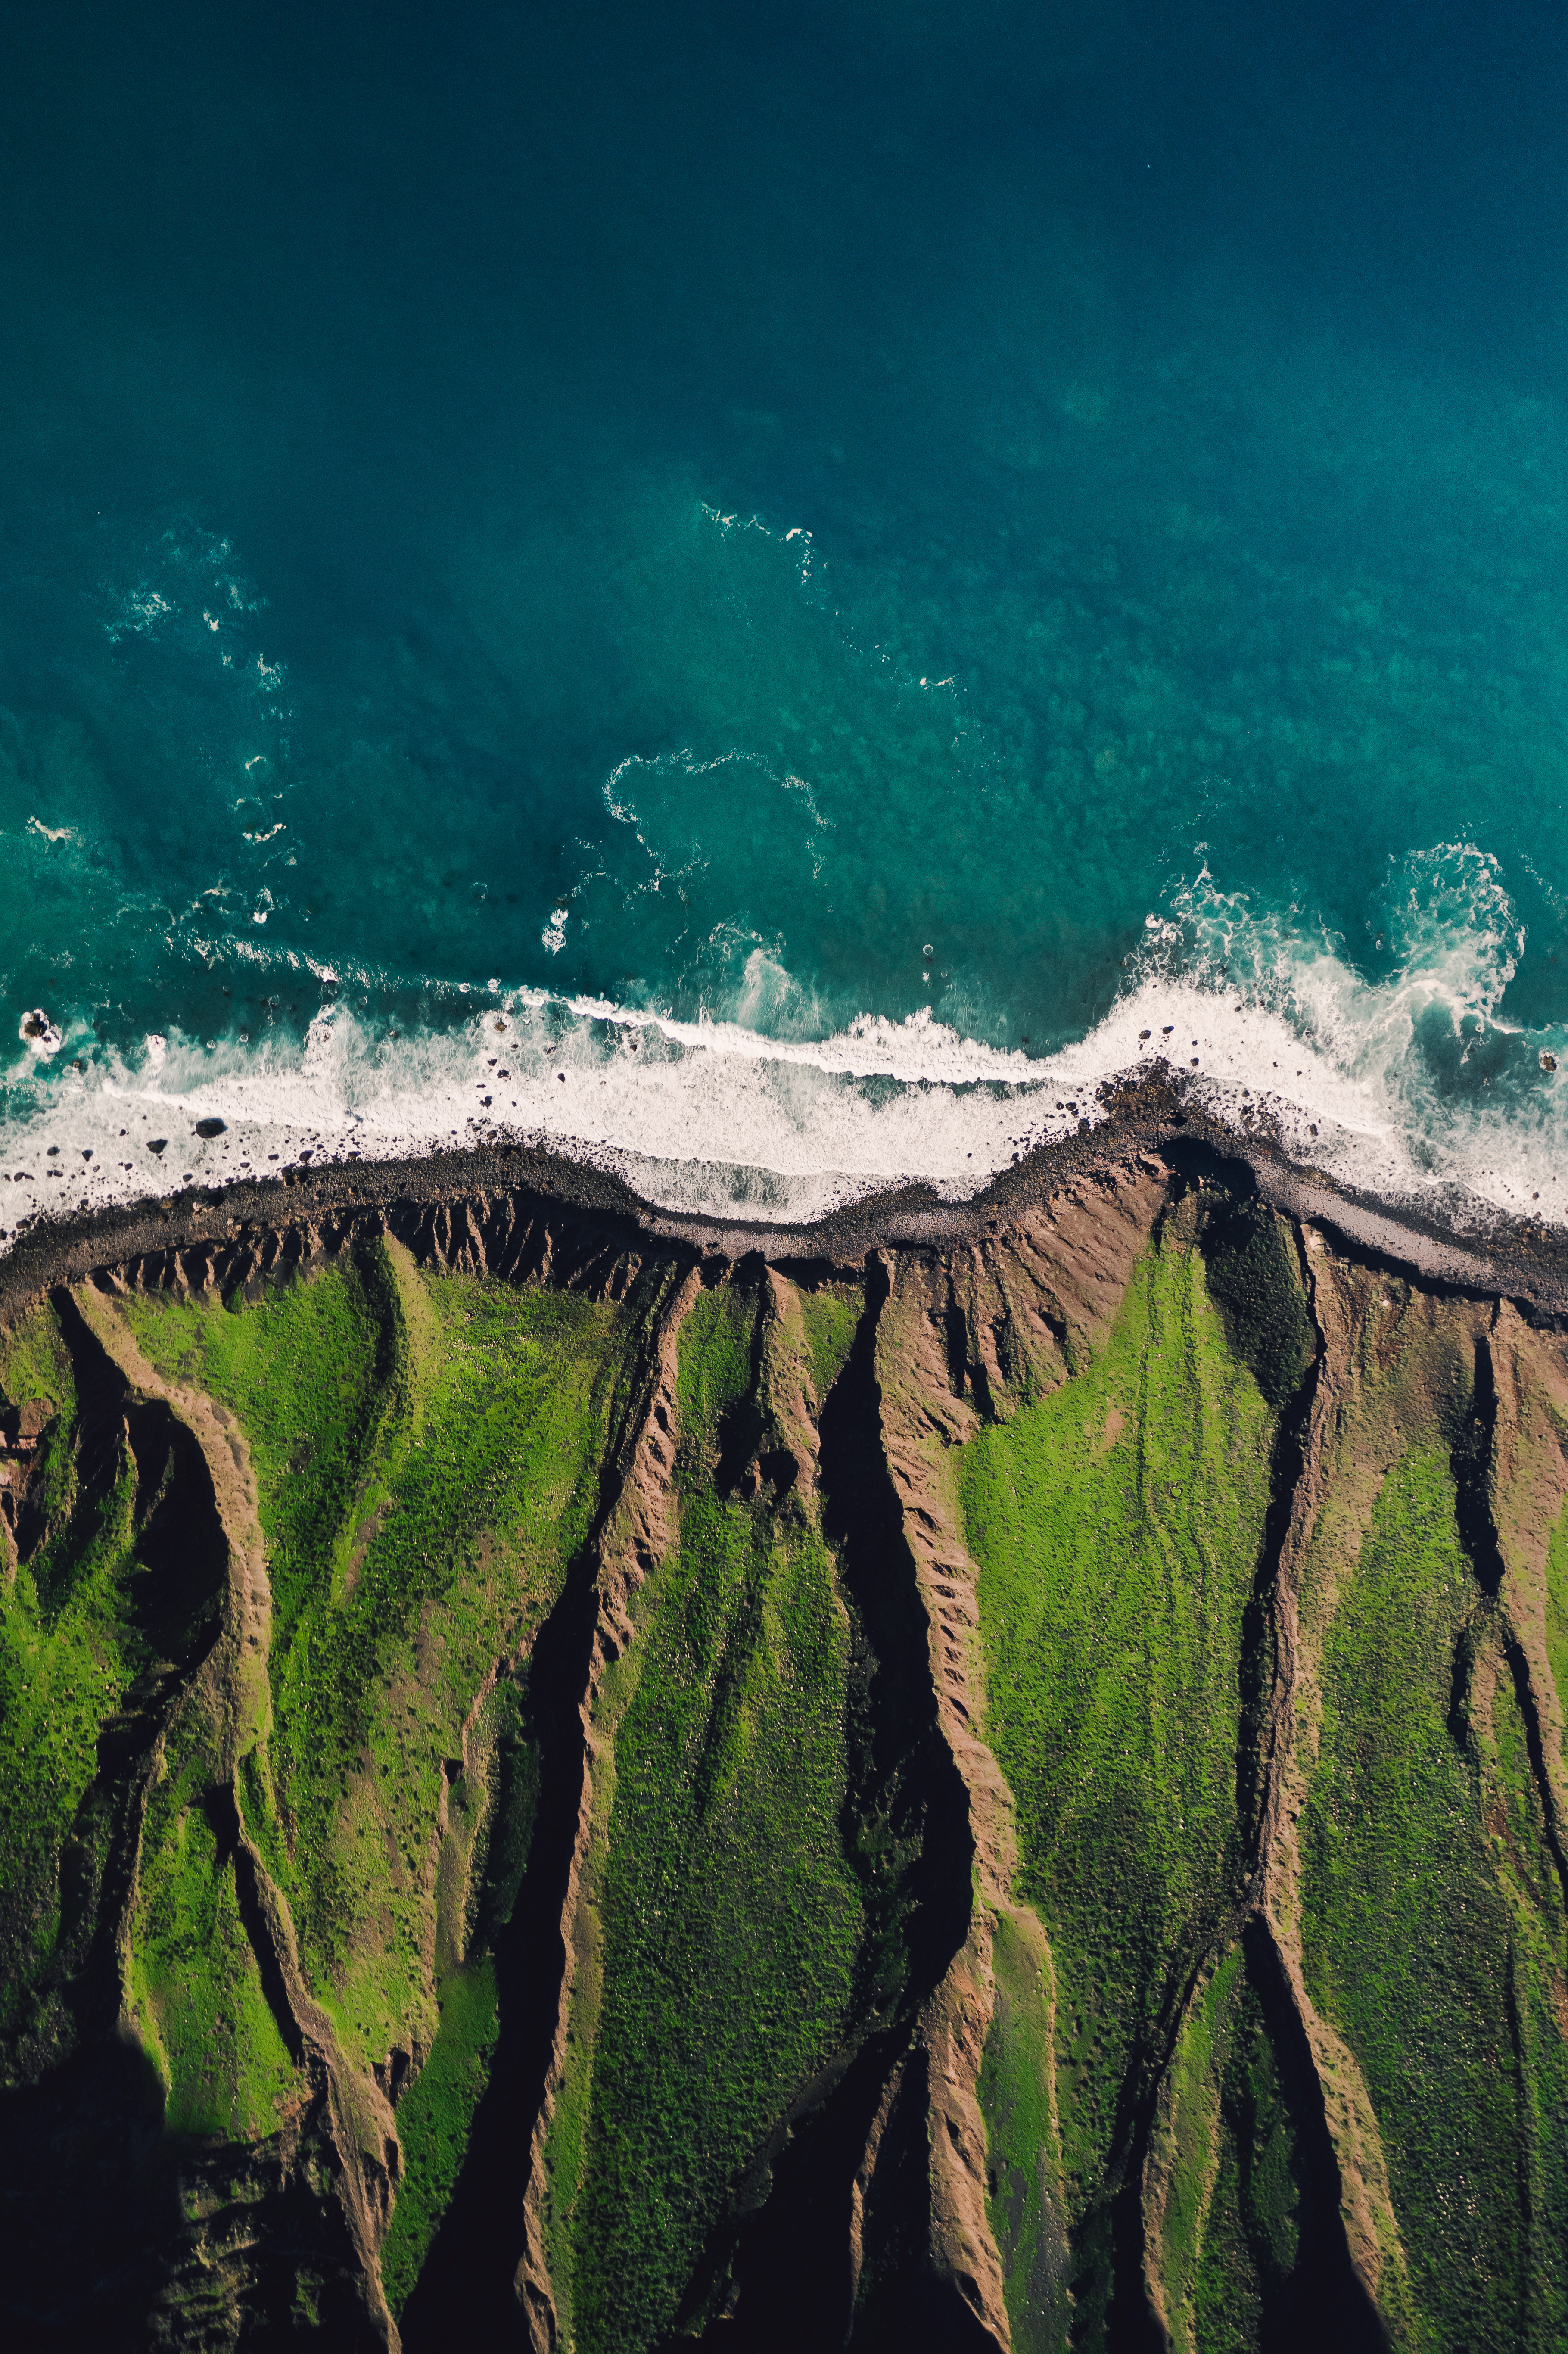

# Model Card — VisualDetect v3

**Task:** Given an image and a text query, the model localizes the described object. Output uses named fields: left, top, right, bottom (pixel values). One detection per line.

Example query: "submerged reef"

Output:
left=0, top=1160, right=1565, bottom=2351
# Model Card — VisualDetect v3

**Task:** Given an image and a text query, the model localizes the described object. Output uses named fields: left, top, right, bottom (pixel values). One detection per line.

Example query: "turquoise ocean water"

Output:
left=4, top=2, right=1568, bottom=1235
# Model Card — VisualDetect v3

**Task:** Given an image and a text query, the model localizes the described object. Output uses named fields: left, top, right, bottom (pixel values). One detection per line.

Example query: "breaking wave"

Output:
left=1, top=841, right=1563, bottom=1249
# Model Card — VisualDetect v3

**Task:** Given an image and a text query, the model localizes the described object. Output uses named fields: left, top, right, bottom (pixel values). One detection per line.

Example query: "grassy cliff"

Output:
left=0, top=1176, right=1564, bottom=2351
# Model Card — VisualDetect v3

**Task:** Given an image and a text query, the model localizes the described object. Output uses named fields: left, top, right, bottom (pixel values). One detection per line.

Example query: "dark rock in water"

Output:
left=194, top=1117, right=227, bottom=1139
left=1540, top=1051, right=1557, bottom=1073
left=147, top=1139, right=167, bottom=1155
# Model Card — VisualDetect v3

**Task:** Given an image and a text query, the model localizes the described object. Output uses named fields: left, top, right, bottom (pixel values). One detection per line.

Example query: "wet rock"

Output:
left=18, top=1008, right=62, bottom=1055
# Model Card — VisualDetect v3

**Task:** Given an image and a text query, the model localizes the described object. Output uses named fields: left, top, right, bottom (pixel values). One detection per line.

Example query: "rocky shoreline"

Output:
left=3, top=1068, right=1566, bottom=1323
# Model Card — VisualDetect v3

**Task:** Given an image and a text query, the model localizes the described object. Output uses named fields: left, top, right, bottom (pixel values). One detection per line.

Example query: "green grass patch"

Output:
left=797, top=1283, right=859, bottom=1412
left=117, top=1246, right=641, bottom=2318
left=119, top=1249, right=395, bottom=1666
left=0, top=1305, right=146, bottom=2051
left=123, top=1254, right=621, bottom=2071
left=1153, top=1946, right=1241, bottom=2351
left=0, top=1297, right=75, bottom=1416
left=380, top=1955, right=501, bottom=2314
left=563, top=1273, right=866, bottom=2354
left=1546, top=1498, right=1568, bottom=1754
left=979, top=1906, right=1070, bottom=2354
left=130, top=1713, right=303, bottom=2139
left=1299, top=1445, right=1535, bottom=2351
left=1191, top=1967, right=1305, bottom=2354
left=1478, top=1653, right=1568, bottom=2348
left=1, top=1297, right=84, bottom=1612
left=961, top=1220, right=1279, bottom=2225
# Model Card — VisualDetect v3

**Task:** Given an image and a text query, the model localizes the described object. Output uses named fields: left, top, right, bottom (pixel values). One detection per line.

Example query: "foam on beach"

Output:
left=2, top=855, right=1564, bottom=1252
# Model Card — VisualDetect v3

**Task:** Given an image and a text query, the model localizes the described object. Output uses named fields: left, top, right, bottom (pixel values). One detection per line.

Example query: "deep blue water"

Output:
left=4, top=1, right=1568, bottom=1229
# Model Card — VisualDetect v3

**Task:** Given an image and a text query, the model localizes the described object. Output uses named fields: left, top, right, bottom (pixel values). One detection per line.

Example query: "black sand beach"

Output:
left=4, top=1065, right=1566, bottom=1326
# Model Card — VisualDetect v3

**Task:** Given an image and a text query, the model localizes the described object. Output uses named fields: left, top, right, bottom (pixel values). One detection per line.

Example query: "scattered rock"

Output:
left=194, top=1118, right=227, bottom=1139
left=18, top=1009, right=62, bottom=1056
left=1540, top=1051, right=1557, bottom=1074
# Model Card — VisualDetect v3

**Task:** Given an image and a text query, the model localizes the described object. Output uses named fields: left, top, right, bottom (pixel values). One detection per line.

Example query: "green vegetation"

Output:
left=380, top=1664, right=543, bottom=2314
left=1151, top=1949, right=1241, bottom=2350
left=1300, top=1444, right=1568, bottom=2351
left=380, top=1955, right=500, bottom=2311
left=4, top=1210, right=1568, bottom=2349
left=796, top=1281, right=859, bottom=1411
left=122, top=1243, right=392, bottom=1660
left=978, top=1906, right=1069, bottom=2354
left=1188, top=1964, right=1314, bottom=2354
left=547, top=1272, right=866, bottom=2354
left=0, top=1305, right=148, bottom=2062
left=1546, top=1498, right=1568, bottom=1750
left=109, top=1244, right=637, bottom=2314
left=961, top=1212, right=1282, bottom=2263
left=122, top=1248, right=619, bottom=2077
left=129, top=1721, right=303, bottom=2139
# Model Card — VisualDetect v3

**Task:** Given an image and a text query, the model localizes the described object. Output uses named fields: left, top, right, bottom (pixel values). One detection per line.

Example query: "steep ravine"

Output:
left=0, top=1164, right=1566, bottom=2350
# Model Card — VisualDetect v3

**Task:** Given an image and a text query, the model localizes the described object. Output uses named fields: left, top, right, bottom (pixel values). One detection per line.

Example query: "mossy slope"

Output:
left=960, top=1198, right=1287, bottom=2341
left=1, top=1186, right=1566, bottom=2352
left=541, top=1264, right=870, bottom=2354
left=0, top=1233, right=648, bottom=2342
left=1289, top=1268, right=1568, bottom=2354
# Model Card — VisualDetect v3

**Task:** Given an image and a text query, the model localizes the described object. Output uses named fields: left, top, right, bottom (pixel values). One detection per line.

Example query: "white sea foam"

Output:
left=1, top=842, right=1563, bottom=1252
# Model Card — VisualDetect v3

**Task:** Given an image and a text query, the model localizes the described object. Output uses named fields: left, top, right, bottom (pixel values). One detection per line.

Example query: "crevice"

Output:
left=1235, top=1255, right=1322, bottom=1867
left=680, top=1255, right=977, bottom=2349
left=1244, top=1218, right=1329, bottom=1905
left=1134, top=1210, right=1397, bottom=2347
left=14, top=1285, right=130, bottom=1585
left=1447, top=1336, right=1568, bottom=1906
left=1238, top=1922, right=1391, bottom=2354
left=712, top=1253, right=770, bottom=1495
left=1502, top=1636, right=1568, bottom=1909
left=399, top=1255, right=694, bottom=2351
left=1451, top=1336, right=1506, bottom=1597
left=9, top=1295, right=235, bottom=2055
left=824, top=1255, right=974, bottom=2022
left=1101, top=1212, right=1329, bottom=2341
left=205, top=1784, right=306, bottom=2069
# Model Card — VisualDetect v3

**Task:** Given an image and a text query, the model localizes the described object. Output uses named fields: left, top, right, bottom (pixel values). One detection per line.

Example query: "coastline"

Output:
left=3, top=1065, right=1567, bottom=1326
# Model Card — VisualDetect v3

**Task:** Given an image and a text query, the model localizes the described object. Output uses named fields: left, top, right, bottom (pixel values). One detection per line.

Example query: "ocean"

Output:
left=3, top=0, right=1568, bottom=1238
